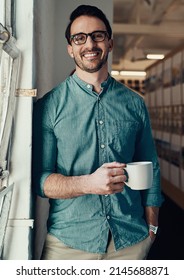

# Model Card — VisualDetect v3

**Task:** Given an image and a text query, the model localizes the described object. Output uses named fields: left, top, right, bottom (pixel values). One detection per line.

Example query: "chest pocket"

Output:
left=108, top=120, right=140, bottom=156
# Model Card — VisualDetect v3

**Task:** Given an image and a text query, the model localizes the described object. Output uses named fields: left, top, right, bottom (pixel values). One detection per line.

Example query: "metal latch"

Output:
left=0, top=23, right=10, bottom=44
left=0, top=167, right=9, bottom=180
left=16, top=89, right=37, bottom=97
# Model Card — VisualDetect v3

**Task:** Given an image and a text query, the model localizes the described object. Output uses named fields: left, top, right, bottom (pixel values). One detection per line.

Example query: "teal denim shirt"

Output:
left=33, top=73, right=163, bottom=253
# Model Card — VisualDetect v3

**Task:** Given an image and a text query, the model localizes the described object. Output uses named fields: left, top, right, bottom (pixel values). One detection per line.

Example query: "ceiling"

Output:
left=112, top=0, right=184, bottom=72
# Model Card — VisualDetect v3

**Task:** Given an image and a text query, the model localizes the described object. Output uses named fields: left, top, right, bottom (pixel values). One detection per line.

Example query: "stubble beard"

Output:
left=73, top=49, right=109, bottom=73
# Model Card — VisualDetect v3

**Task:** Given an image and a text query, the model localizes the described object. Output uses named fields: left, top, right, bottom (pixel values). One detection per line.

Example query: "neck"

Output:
left=75, top=67, right=108, bottom=94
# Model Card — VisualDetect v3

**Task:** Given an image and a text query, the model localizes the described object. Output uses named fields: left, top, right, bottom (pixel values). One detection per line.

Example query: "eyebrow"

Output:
left=70, top=30, right=107, bottom=36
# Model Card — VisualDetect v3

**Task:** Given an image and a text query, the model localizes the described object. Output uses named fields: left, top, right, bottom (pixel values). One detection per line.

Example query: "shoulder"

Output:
left=33, top=76, right=72, bottom=125
left=110, top=76, right=144, bottom=103
left=35, top=76, right=72, bottom=107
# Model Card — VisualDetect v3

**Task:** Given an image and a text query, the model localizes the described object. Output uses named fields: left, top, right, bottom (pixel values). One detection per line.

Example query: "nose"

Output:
left=85, top=35, right=97, bottom=47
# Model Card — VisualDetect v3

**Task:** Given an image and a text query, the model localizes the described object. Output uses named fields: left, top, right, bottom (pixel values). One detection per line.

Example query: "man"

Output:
left=33, top=5, right=163, bottom=260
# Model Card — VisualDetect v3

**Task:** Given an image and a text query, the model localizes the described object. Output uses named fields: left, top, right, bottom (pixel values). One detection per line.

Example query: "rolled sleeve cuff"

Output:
left=142, top=192, right=164, bottom=207
left=36, top=171, right=53, bottom=198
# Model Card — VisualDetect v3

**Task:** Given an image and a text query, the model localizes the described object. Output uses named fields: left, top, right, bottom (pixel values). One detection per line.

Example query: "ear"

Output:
left=108, top=39, right=113, bottom=52
left=67, top=44, right=74, bottom=58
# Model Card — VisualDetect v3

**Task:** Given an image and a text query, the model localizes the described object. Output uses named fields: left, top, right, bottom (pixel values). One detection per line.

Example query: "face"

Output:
left=67, top=16, right=113, bottom=73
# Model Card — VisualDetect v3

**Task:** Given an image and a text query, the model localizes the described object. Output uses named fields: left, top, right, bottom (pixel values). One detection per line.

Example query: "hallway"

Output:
left=147, top=193, right=184, bottom=260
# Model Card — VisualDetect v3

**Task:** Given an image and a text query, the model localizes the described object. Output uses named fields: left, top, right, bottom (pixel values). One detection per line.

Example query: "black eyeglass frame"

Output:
left=70, top=30, right=109, bottom=45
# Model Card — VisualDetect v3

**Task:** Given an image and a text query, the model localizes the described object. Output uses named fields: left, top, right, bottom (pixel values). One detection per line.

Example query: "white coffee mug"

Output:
left=124, top=161, right=153, bottom=190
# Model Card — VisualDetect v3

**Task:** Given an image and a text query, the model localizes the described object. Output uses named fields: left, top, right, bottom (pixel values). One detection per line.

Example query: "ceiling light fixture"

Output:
left=119, top=71, right=146, bottom=77
left=146, top=54, right=165, bottom=60
left=111, top=70, right=119, bottom=76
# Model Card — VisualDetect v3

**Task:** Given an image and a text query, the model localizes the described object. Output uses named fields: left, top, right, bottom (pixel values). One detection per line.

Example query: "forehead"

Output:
left=70, top=15, right=106, bottom=34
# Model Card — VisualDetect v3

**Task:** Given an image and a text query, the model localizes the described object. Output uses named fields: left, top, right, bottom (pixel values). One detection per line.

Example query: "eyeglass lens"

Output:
left=72, top=31, right=107, bottom=45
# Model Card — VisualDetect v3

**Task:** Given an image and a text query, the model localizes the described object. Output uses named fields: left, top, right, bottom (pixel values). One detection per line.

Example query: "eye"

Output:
left=93, top=32, right=104, bottom=40
left=74, top=33, right=86, bottom=43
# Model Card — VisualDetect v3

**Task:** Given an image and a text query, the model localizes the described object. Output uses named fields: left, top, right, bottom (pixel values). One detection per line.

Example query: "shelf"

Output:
left=161, top=177, right=184, bottom=210
left=120, top=79, right=145, bottom=95
left=145, top=46, right=184, bottom=210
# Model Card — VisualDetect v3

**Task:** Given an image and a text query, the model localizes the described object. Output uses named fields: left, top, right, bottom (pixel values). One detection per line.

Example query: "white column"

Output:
left=3, top=0, right=34, bottom=259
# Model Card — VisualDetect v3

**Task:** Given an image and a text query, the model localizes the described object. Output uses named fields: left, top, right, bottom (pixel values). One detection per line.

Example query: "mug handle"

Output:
left=123, top=167, right=130, bottom=187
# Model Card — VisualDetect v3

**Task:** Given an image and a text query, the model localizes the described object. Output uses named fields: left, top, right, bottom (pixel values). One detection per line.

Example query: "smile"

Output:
left=83, top=52, right=99, bottom=59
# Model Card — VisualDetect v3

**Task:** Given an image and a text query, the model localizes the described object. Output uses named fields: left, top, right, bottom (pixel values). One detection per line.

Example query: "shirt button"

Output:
left=105, top=194, right=108, bottom=197
left=99, top=120, right=104, bottom=125
left=107, top=216, right=110, bottom=220
left=100, top=144, right=105, bottom=149
left=87, top=84, right=91, bottom=89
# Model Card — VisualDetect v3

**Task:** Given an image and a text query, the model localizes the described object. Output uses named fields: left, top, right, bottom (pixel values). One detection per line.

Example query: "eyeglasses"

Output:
left=70, top=30, right=109, bottom=45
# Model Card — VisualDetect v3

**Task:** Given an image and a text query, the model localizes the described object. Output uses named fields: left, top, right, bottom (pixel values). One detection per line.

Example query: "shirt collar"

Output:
left=72, top=72, right=112, bottom=94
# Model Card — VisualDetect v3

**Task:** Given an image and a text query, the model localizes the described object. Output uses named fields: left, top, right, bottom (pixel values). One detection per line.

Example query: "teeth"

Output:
left=84, top=53, right=97, bottom=57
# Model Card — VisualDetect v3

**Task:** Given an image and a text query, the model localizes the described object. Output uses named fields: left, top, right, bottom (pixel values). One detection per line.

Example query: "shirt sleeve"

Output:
left=133, top=99, right=164, bottom=207
left=32, top=95, right=57, bottom=198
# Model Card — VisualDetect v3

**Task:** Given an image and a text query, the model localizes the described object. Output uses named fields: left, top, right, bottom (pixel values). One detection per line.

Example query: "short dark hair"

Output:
left=65, top=5, right=112, bottom=45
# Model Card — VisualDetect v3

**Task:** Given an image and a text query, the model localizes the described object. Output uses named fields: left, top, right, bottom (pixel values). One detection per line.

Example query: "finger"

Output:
left=111, top=175, right=127, bottom=184
left=111, top=183, right=124, bottom=193
left=111, top=167, right=125, bottom=177
left=103, top=162, right=126, bottom=169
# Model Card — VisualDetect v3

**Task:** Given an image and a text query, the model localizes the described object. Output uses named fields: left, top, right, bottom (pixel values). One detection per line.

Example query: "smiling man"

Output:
left=33, top=5, right=163, bottom=260
left=67, top=18, right=112, bottom=75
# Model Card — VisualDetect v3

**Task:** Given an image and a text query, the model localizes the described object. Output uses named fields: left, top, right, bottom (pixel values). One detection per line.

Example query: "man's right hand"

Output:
left=44, top=162, right=127, bottom=199
left=88, top=162, right=127, bottom=195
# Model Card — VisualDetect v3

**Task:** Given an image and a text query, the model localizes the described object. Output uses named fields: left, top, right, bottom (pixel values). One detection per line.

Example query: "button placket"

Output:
left=97, top=97, right=112, bottom=222
left=102, top=194, right=111, bottom=222
left=97, top=98, right=106, bottom=165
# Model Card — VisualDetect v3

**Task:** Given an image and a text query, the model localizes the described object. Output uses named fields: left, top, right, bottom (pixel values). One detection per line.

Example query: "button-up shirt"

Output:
left=33, top=73, right=162, bottom=253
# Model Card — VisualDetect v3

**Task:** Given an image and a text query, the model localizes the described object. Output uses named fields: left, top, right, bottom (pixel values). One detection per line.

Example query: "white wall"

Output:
left=34, top=0, right=113, bottom=260
left=3, top=0, right=34, bottom=259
